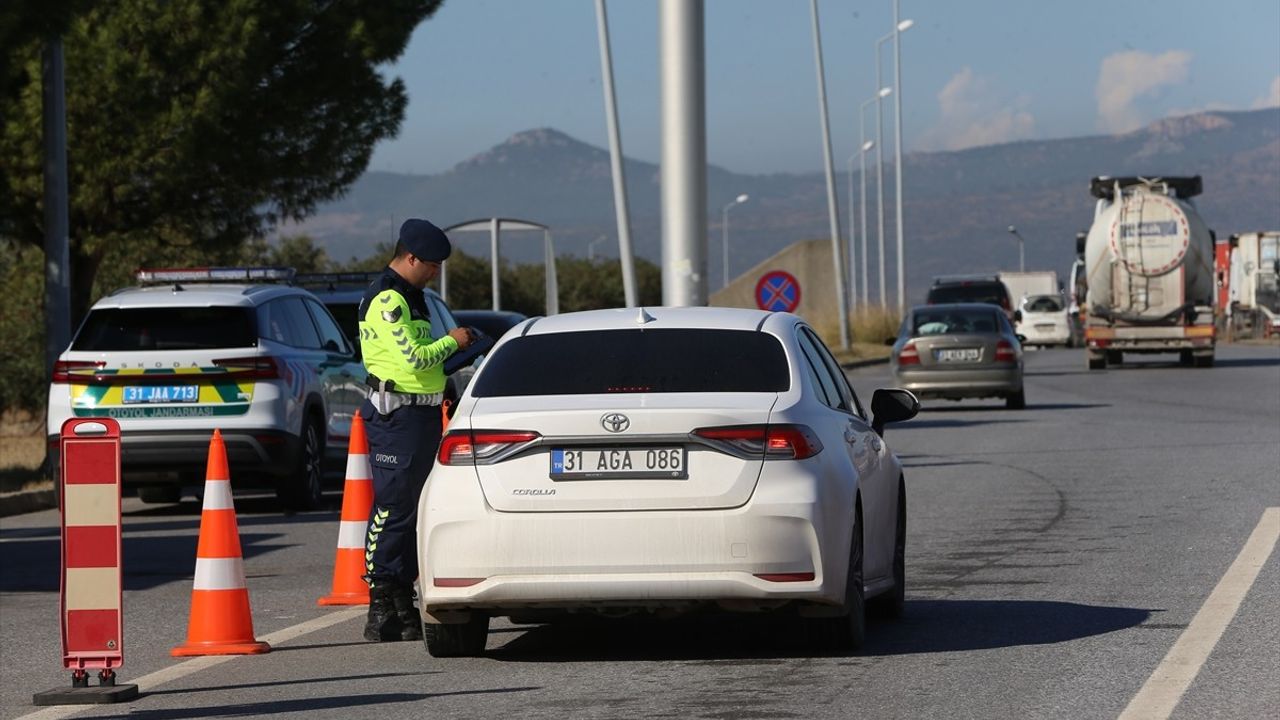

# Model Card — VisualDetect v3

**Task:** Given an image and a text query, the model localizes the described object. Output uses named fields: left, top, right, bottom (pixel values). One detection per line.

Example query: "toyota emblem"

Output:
left=601, top=413, right=630, bottom=433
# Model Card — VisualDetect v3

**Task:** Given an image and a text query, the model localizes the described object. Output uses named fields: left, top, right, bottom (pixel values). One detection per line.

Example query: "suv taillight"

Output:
left=212, top=356, right=281, bottom=380
left=51, top=360, right=104, bottom=383
left=438, top=430, right=540, bottom=465
left=995, top=339, right=1017, bottom=363
left=693, top=424, right=823, bottom=460
left=897, top=341, right=920, bottom=366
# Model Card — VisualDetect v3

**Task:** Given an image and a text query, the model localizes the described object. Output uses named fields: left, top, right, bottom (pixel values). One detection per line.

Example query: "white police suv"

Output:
left=46, top=267, right=366, bottom=510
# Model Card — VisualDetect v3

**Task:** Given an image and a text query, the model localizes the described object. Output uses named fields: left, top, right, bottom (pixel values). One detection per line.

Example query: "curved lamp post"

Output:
left=442, top=218, right=559, bottom=315
left=721, top=194, right=748, bottom=289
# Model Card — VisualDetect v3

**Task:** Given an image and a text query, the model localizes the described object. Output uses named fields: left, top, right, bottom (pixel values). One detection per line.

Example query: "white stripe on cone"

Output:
left=193, top=557, right=247, bottom=591
left=201, top=479, right=235, bottom=511
left=344, top=453, right=371, bottom=481
left=337, top=520, right=366, bottom=550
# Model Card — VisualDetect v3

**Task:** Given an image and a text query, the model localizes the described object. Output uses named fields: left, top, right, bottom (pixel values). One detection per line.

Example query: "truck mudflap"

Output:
left=1085, top=324, right=1215, bottom=351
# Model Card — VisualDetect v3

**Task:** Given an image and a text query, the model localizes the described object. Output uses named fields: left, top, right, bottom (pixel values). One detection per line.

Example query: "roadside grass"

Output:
left=812, top=306, right=901, bottom=365
left=1, top=411, right=48, bottom=494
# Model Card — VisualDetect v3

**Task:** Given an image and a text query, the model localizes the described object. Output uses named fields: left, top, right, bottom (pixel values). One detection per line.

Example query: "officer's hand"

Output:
left=448, top=327, right=473, bottom=349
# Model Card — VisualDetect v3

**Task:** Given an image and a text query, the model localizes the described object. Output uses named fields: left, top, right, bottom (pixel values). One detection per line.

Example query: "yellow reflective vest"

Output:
left=358, top=272, right=458, bottom=395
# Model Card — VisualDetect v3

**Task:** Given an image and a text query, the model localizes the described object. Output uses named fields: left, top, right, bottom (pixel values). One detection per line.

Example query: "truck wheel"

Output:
left=1179, top=350, right=1194, bottom=366
left=1087, top=352, right=1106, bottom=370
left=1105, top=350, right=1123, bottom=365
left=1194, top=353, right=1214, bottom=368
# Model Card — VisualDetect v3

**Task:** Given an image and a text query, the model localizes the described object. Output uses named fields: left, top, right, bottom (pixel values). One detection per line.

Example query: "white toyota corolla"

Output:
left=417, top=307, right=918, bottom=657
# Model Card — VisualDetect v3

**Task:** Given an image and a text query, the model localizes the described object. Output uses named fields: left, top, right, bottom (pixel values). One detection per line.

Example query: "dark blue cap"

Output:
left=398, top=218, right=452, bottom=262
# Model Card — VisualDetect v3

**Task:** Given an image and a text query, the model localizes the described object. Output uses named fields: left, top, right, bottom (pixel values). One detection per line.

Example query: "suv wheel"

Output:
left=137, top=486, right=182, bottom=504
left=279, top=419, right=324, bottom=511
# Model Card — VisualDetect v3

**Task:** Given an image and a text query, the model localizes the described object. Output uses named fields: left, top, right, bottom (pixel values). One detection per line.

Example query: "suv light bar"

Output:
left=136, top=267, right=295, bottom=284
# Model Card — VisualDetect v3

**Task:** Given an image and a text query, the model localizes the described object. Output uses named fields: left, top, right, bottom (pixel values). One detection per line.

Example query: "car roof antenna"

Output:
left=636, top=307, right=656, bottom=325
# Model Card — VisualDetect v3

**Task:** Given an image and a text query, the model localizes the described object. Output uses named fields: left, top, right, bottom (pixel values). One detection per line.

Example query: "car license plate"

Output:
left=1035, top=323, right=1056, bottom=330
left=936, top=348, right=981, bottom=362
left=551, top=447, right=687, bottom=480
left=122, top=385, right=199, bottom=404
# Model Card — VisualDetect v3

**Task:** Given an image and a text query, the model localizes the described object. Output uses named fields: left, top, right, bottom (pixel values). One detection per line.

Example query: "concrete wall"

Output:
left=709, top=238, right=843, bottom=333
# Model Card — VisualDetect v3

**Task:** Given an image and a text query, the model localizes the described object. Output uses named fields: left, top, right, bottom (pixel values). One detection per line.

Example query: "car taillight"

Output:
left=995, top=339, right=1017, bottom=363
left=897, top=341, right=920, bottom=366
left=51, top=360, right=104, bottom=383
left=693, top=424, right=823, bottom=460
left=212, top=356, right=281, bottom=380
left=437, top=429, right=540, bottom=465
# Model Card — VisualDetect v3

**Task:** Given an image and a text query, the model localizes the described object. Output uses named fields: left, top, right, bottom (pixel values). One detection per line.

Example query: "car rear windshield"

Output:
left=471, top=329, right=790, bottom=396
left=72, top=307, right=257, bottom=351
left=1024, top=295, right=1064, bottom=312
left=913, top=308, right=1001, bottom=336
left=927, top=283, right=1008, bottom=306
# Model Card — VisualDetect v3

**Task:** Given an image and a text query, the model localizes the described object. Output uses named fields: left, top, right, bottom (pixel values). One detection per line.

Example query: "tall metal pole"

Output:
left=875, top=37, right=890, bottom=308
left=489, top=218, right=501, bottom=310
left=893, top=0, right=908, bottom=310
left=659, top=0, right=707, bottom=307
left=845, top=154, right=857, bottom=309
left=809, top=0, right=849, bottom=349
left=42, top=36, right=71, bottom=380
left=595, top=0, right=638, bottom=308
left=859, top=97, right=878, bottom=306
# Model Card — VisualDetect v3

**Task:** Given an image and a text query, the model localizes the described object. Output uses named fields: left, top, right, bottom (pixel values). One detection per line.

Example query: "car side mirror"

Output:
left=871, top=388, right=919, bottom=437
left=323, top=339, right=342, bottom=353
left=1013, top=310, right=1023, bottom=323
left=1016, top=334, right=1027, bottom=344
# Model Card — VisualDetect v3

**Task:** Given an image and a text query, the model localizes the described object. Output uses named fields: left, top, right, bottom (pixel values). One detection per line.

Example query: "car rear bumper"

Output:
left=417, top=467, right=843, bottom=618
left=893, top=366, right=1022, bottom=399
left=47, top=429, right=298, bottom=484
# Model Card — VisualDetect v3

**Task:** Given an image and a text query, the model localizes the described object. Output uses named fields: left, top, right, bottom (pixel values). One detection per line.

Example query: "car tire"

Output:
left=869, top=478, right=906, bottom=620
left=807, top=505, right=866, bottom=653
left=278, top=418, right=324, bottom=512
left=1105, top=350, right=1124, bottom=365
left=1006, top=390, right=1026, bottom=410
left=137, top=486, right=181, bottom=504
left=423, top=614, right=489, bottom=657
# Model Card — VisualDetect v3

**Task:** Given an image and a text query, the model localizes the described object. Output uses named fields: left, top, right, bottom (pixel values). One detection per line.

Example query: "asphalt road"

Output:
left=2, top=344, right=1277, bottom=720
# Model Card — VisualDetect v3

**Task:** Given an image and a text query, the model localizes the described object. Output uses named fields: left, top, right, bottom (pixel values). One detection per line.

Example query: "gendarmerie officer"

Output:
left=357, top=218, right=473, bottom=641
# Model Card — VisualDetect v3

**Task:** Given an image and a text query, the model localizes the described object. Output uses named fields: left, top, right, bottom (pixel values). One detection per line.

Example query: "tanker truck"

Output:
left=1081, top=176, right=1216, bottom=369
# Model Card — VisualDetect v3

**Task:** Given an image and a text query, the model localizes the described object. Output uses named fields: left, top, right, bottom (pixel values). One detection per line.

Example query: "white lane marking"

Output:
left=17, top=606, right=365, bottom=720
left=1118, top=506, right=1280, bottom=720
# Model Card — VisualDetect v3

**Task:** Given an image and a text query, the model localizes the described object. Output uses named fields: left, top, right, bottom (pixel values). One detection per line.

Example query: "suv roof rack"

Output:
left=1089, top=175, right=1202, bottom=200
left=135, top=266, right=295, bottom=286
left=931, top=274, right=1000, bottom=285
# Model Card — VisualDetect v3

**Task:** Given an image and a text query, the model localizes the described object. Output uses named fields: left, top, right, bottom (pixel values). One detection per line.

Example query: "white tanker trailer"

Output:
left=1081, top=176, right=1216, bottom=369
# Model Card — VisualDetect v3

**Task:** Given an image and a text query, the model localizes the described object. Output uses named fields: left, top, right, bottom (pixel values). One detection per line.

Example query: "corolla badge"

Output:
left=601, top=413, right=630, bottom=433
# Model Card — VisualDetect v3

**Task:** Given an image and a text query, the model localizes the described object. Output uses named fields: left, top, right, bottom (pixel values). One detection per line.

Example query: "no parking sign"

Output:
left=755, top=270, right=801, bottom=313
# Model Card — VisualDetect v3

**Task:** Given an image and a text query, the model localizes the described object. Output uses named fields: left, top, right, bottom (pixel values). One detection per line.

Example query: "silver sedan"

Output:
left=889, top=303, right=1026, bottom=409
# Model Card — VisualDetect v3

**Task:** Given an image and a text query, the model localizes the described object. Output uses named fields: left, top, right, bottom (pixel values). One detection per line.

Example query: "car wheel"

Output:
left=1006, top=390, right=1026, bottom=410
left=807, top=505, right=866, bottom=653
left=279, top=418, right=324, bottom=512
left=423, top=614, right=490, bottom=657
left=137, top=486, right=181, bottom=504
left=869, top=478, right=906, bottom=620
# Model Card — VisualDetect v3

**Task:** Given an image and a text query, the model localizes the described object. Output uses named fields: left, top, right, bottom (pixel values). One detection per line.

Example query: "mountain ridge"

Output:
left=287, top=107, right=1280, bottom=299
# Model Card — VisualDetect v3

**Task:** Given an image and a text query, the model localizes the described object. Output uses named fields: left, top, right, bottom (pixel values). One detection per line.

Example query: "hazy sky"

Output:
left=368, top=0, right=1280, bottom=176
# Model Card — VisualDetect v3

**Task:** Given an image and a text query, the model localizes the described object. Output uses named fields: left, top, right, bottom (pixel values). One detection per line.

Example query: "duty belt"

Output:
left=366, top=389, right=444, bottom=415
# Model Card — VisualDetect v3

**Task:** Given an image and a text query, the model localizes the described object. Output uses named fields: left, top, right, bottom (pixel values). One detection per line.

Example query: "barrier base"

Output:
left=33, top=684, right=139, bottom=705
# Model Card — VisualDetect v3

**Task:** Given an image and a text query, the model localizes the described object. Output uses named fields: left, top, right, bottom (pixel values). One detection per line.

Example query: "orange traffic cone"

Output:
left=172, top=430, right=270, bottom=656
left=317, top=413, right=373, bottom=606
left=441, top=399, right=452, bottom=432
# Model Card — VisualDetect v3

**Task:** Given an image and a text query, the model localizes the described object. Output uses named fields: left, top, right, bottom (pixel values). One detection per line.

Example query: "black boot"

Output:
left=363, top=584, right=406, bottom=642
left=391, top=582, right=423, bottom=641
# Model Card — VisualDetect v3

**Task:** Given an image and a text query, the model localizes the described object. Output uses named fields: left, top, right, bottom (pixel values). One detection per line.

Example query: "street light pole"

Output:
left=594, top=0, right=638, bottom=307
left=892, top=6, right=914, bottom=310
left=845, top=153, right=857, bottom=308
left=1008, top=225, right=1026, bottom=272
left=721, top=194, right=748, bottom=289
left=859, top=95, right=880, bottom=307
left=875, top=34, right=893, bottom=308
left=810, top=0, right=849, bottom=349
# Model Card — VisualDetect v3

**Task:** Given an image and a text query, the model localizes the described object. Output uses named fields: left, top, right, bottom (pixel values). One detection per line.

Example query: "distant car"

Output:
left=1017, top=294, right=1076, bottom=347
left=890, top=303, right=1025, bottom=409
left=926, top=275, right=1014, bottom=319
left=294, top=273, right=481, bottom=408
left=417, top=306, right=919, bottom=657
left=452, top=310, right=528, bottom=341
left=46, top=267, right=364, bottom=510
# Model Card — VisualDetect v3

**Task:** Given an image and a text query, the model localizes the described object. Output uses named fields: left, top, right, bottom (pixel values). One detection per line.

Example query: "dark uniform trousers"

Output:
left=361, top=400, right=444, bottom=587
